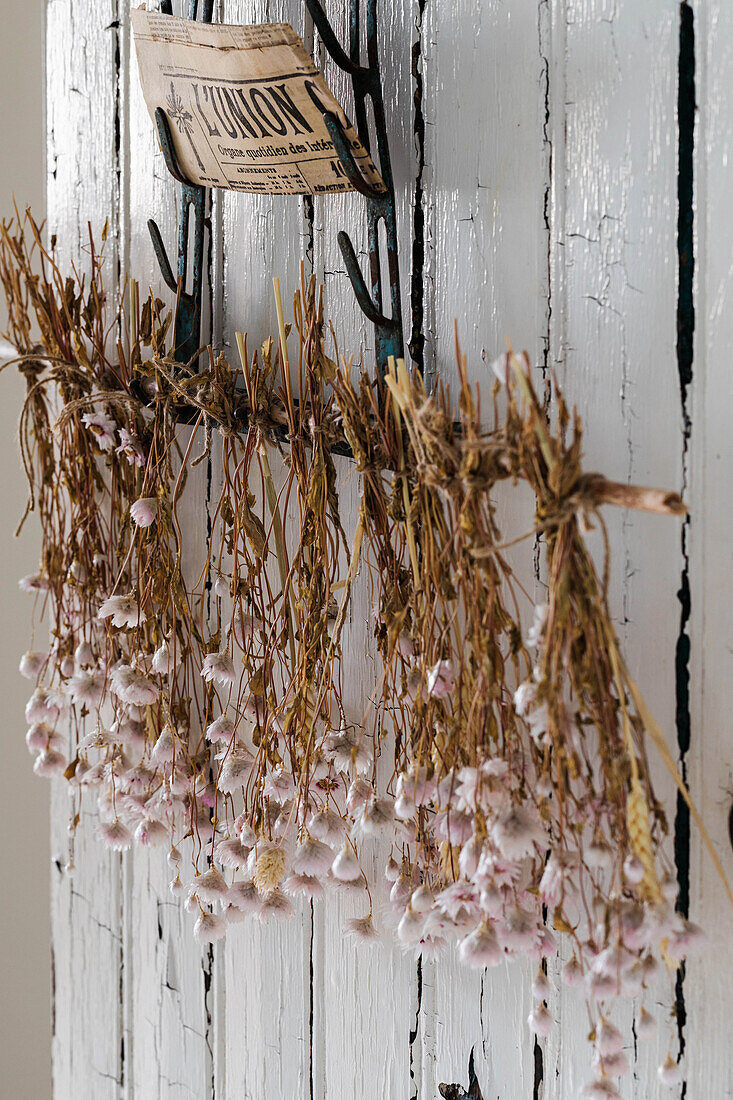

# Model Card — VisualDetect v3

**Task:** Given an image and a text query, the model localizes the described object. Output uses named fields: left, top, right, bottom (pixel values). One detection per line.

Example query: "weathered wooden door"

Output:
left=46, top=0, right=733, bottom=1095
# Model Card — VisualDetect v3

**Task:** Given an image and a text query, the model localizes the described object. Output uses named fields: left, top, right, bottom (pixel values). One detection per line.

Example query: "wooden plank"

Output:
left=46, top=2, right=124, bottom=1096
left=218, top=0, right=310, bottom=356
left=686, top=2, right=733, bottom=1094
left=122, top=3, right=215, bottom=1093
left=543, top=2, right=681, bottom=1096
left=420, top=0, right=549, bottom=393
left=415, top=2, right=548, bottom=1093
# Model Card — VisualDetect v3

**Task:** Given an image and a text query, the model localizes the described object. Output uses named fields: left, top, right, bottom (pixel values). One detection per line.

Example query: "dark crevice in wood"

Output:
left=674, top=1, right=695, bottom=1089
left=409, top=0, right=427, bottom=381
left=409, top=955, right=422, bottom=1097
left=308, top=899, right=315, bottom=1100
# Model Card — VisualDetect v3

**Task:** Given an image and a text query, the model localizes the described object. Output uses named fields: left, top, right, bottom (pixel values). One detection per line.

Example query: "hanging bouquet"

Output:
left=1, top=211, right=725, bottom=1096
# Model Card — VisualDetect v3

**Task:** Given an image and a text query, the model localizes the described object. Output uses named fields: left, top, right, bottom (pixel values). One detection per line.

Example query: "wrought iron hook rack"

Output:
left=147, top=0, right=403, bottom=380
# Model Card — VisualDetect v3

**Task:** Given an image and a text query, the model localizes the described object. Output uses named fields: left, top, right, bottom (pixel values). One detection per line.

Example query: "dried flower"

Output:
left=110, top=664, right=158, bottom=705
left=459, top=921, right=502, bottom=968
left=152, top=642, right=175, bottom=676
left=492, top=805, right=545, bottom=860
left=98, top=819, right=132, bottom=851
left=252, top=845, right=287, bottom=894
left=82, top=410, right=117, bottom=450
left=657, top=1056, right=682, bottom=1087
left=528, top=1003, right=553, bottom=1037
left=194, top=910, right=226, bottom=944
left=18, top=573, right=50, bottom=593
left=130, top=496, right=158, bottom=528
left=192, top=868, right=229, bottom=904
left=201, top=652, right=236, bottom=686
left=344, top=914, right=378, bottom=942
left=292, top=836, right=334, bottom=876
left=19, top=651, right=47, bottom=680
left=98, top=595, right=146, bottom=629
left=426, top=659, right=456, bottom=699
left=116, top=428, right=145, bottom=467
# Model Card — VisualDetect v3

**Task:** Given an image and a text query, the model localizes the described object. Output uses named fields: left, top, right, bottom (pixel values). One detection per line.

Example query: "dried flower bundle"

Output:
left=1, top=211, right=722, bottom=1090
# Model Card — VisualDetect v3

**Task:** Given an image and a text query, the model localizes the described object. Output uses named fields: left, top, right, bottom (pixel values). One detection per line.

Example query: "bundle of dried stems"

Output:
left=1, top=211, right=721, bottom=1093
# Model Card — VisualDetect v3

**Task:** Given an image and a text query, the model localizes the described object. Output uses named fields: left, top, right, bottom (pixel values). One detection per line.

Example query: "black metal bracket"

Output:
left=304, top=0, right=403, bottom=375
left=147, top=0, right=403, bottom=379
left=147, top=0, right=213, bottom=367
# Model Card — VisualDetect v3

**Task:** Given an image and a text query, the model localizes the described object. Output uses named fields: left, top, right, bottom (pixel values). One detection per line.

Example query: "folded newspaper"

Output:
left=131, top=9, right=386, bottom=196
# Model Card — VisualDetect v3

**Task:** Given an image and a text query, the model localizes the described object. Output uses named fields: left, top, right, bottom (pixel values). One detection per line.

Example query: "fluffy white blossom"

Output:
left=98, top=594, right=146, bottom=629
left=130, top=496, right=158, bottom=528
left=426, top=659, right=456, bottom=699
left=18, top=572, right=51, bottom=593
left=19, top=651, right=48, bottom=680
left=194, top=910, right=226, bottom=944
left=110, top=664, right=158, bottom=705
left=201, top=652, right=236, bottom=686
left=116, top=428, right=145, bottom=467
left=82, top=410, right=117, bottom=451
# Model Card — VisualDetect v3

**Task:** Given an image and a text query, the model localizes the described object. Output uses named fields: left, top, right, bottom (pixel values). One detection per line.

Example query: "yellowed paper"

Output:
left=131, top=9, right=385, bottom=196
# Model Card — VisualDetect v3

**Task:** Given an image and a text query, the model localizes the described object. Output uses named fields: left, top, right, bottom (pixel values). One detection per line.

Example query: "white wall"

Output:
left=0, top=2, right=50, bottom=1098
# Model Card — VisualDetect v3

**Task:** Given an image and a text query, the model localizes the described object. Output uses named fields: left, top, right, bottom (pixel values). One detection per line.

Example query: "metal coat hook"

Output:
left=147, top=0, right=213, bottom=366
left=304, top=0, right=403, bottom=375
left=147, top=0, right=402, bottom=377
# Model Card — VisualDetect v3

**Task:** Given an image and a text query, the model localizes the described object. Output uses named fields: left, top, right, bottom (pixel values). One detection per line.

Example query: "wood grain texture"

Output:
left=46, top=0, right=733, bottom=1096
left=47, top=2, right=124, bottom=1097
left=686, top=2, right=733, bottom=1095
left=543, top=3, right=682, bottom=1097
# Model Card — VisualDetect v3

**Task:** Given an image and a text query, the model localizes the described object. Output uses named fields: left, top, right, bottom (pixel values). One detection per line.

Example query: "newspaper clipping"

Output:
left=131, top=9, right=386, bottom=196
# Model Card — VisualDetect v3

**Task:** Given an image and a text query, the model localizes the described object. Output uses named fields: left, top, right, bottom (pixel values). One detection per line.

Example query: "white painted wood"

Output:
left=46, top=0, right=733, bottom=1097
left=543, top=3, right=682, bottom=1096
left=686, top=2, right=733, bottom=1095
left=46, top=3, right=124, bottom=1097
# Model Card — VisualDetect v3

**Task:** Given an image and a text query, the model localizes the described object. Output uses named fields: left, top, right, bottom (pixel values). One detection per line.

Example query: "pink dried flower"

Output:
left=110, top=664, right=158, bottom=705
left=397, top=905, right=425, bottom=945
left=292, top=836, right=334, bottom=876
left=69, top=668, right=105, bottom=706
left=98, top=594, right=146, bottom=629
left=152, top=642, right=175, bottom=676
left=206, top=714, right=235, bottom=743
left=192, top=868, right=229, bottom=903
left=134, top=818, right=168, bottom=847
left=227, top=880, right=261, bottom=914
left=201, top=652, right=236, bottom=686
left=595, top=1019, right=624, bottom=1058
left=194, top=910, right=226, bottom=944
left=116, top=428, right=145, bottom=467
left=426, top=659, right=456, bottom=699
left=257, top=888, right=294, bottom=922
left=358, top=795, right=395, bottom=837
left=151, top=724, right=177, bottom=764
left=33, top=749, right=66, bottom=776
left=332, top=845, right=361, bottom=883
left=82, top=410, right=117, bottom=450
left=215, top=838, right=249, bottom=870
left=19, top=651, right=47, bottom=680
left=562, top=956, right=584, bottom=988
left=283, top=874, right=325, bottom=899
left=130, top=496, right=158, bottom=528
left=528, top=1003, right=553, bottom=1037
left=492, top=804, right=545, bottom=860
left=344, top=914, right=378, bottom=942
left=657, top=1056, right=682, bottom=1087
left=74, top=641, right=95, bottom=667
left=459, top=921, right=502, bottom=968
left=98, top=819, right=132, bottom=851
left=581, top=1079, right=621, bottom=1099
left=18, top=572, right=51, bottom=593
